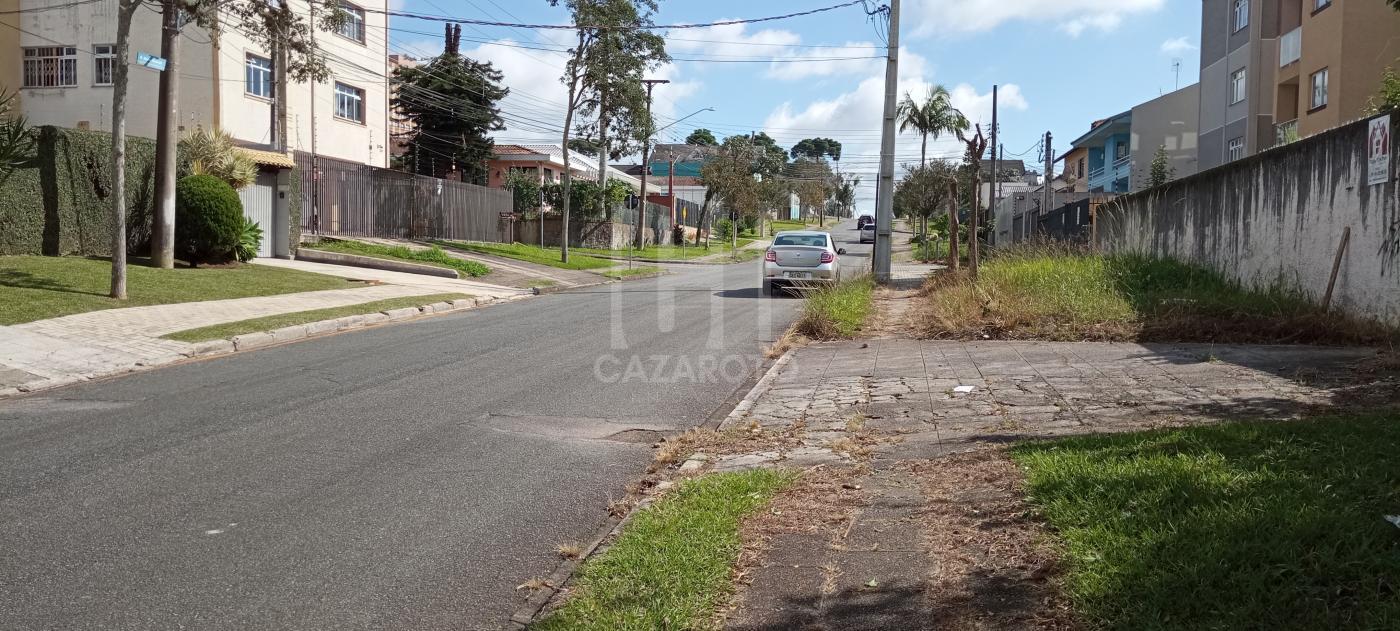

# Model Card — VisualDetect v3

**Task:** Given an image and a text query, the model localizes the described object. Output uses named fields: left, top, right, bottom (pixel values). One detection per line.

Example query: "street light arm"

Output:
left=654, top=107, right=715, bottom=136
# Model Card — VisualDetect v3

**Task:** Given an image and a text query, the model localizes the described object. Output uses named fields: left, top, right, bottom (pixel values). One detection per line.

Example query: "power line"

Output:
left=366, top=1, right=867, bottom=31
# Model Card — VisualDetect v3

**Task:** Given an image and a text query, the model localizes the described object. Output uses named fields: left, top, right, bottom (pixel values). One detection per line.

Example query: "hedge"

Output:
left=0, top=125, right=298, bottom=257
left=0, top=126, right=158, bottom=256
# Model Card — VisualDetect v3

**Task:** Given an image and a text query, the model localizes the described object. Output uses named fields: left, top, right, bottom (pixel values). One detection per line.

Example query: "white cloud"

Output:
left=1159, top=36, right=1197, bottom=55
left=764, top=42, right=886, bottom=81
left=909, top=0, right=1164, bottom=36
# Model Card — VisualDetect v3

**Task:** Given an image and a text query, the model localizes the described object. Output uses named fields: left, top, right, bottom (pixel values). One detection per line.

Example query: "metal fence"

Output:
left=296, top=153, right=513, bottom=242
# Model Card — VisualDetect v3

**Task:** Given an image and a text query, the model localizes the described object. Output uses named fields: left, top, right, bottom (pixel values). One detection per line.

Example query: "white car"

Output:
left=859, top=224, right=875, bottom=244
left=762, top=230, right=845, bottom=296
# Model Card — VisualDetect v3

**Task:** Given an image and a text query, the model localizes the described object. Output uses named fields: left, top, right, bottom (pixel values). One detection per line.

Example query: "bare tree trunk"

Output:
left=694, top=189, right=713, bottom=246
left=947, top=180, right=959, bottom=271
left=969, top=168, right=980, bottom=279
left=920, top=132, right=927, bottom=166
left=595, top=87, right=609, bottom=220
left=151, top=0, right=180, bottom=269
left=110, top=0, right=139, bottom=299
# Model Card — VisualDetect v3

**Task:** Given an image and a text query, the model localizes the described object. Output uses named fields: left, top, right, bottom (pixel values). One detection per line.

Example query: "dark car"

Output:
left=856, top=215, right=874, bottom=229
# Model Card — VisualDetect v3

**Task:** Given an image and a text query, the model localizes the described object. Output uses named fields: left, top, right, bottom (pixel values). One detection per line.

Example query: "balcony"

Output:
left=1275, top=119, right=1299, bottom=147
left=1112, top=155, right=1130, bottom=169
left=1280, top=27, right=1301, bottom=67
left=1088, top=166, right=1105, bottom=181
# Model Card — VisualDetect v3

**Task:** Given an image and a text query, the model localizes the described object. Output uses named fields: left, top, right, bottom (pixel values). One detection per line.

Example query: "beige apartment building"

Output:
left=0, top=0, right=390, bottom=168
left=1198, top=0, right=1400, bottom=170
left=1272, top=0, right=1400, bottom=143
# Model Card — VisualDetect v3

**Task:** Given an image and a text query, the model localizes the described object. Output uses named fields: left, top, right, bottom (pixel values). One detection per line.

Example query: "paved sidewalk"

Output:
left=716, top=338, right=1382, bottom=629
left=1, top=260, right=526, bottom=396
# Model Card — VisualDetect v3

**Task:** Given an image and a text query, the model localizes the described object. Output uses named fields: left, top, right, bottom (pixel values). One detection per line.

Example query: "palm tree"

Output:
left=896, top=85, right=970, bottom=166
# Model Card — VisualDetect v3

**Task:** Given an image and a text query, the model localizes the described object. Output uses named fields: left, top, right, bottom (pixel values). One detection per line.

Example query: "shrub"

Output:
left=714, top=218, right=734, bottom=241
left=175, top=174, right=243, bottom=265
left=234, top=216, right=263, bottom=262
left=671, top=223, right=685, bottom=246
left=179, top=126, right=256, bottom=190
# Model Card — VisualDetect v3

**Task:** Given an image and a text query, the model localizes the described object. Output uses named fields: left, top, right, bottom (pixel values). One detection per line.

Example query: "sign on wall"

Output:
left=1368, top=115, right=1392, bottom=186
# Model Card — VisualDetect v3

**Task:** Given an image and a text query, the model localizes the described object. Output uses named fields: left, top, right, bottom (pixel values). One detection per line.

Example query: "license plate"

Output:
left=785, top=272, right=811, bottom=279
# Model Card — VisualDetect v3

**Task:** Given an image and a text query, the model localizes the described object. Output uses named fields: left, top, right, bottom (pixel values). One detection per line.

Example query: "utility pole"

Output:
left=637, top=78, right=668, bottom=249
left=989, top=84, right=997, bottom=245
left=152, top=0, right=181, bottom=268
left=1042, top=131, right=1054, bottom=223
left=872, top=0, right=898, bottom=282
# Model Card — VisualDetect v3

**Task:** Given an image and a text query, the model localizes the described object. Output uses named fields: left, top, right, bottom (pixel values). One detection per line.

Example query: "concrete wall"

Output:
left=1130, top=83, right=1200, bottom=191
left=1097, top=112, right=1400, bottom=326
left=13, top=0, right=388, bottom=167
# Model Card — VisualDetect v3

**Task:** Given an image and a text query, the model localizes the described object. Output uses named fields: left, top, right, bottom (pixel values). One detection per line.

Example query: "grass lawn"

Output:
left=535, top=469, right=794, bottom=630
left=768, top=219, right=814, bottom=234
left=916, top=246, right=1396, bottom=345
left=161, top=292, right=469, bottom=342
left=794, top=275, right=875, bottom=339
left=0, top=255, right=358, bottom=325
left=306, top=240, right=489, bottom=277
left=434, top=241, right=615, bottom=271
left=1013, top=412, right=1400, bottom=629
left=599, top=265, right=663, bottom=280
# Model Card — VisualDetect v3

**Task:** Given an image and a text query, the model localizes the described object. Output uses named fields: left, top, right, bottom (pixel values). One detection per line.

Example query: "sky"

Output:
left=384, top=0, right=1204, bottom=211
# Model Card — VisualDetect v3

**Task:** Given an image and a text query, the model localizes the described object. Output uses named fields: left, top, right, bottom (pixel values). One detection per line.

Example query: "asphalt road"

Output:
left=0, top=253, right=818, bottom=630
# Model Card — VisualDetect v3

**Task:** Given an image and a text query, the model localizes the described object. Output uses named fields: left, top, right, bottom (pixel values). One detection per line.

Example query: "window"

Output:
left=21, top=46, right=78, bottom=88
left=334, top=81, right=365, bottom=123
left=1232, top=0, right=1249, bottom=32
left=1314, top=0, right=1331, bottom=10
left=1230, top=68, right=1247, bottom=104
left=1227, top=137, right=1245, bottom=162
left=1114, top=143, right=1128, bottom=160
left=1310, top=67, right=1328, bottom=110
left=246, top=54, right=273, bottom=99
left=93, top=44, right=114, bottom=86
left=1077, top=157, right=1086, bottom=178
left=337, top=2, right=366, bottom=44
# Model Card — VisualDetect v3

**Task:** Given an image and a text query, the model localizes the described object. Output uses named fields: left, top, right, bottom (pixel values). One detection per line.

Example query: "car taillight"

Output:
left=764, top=250, right=777, bottom=262
left=820, top=251, right=834, bottom=264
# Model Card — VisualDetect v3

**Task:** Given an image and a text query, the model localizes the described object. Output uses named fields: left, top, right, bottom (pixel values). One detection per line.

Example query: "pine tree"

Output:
left=393, top=25, right=509, bottom=184
left=1148, top=144, right=1175, bottom=188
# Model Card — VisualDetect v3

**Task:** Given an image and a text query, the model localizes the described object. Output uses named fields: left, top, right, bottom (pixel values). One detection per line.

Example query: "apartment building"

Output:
left=1272, top=0, right=1400, bottom=144
left=1199, top=0, right=1400, bottom=169
left=2, top=0, right=390, bottom=167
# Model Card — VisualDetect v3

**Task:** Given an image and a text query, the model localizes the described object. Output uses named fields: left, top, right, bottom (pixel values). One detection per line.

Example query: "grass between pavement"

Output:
left=160, top=292, right=470, bottom=342
left=535, top=469, right=795, bottom=631
left=599, top=265, right=664, bottom=280
left=0, top=255, right=359, bottom=325
left=306, top=240, right=490, bottom=277
left=1013, top=411, right=1400, bottom=629
left=794, top=276, right=876, bottom=339
left=434, top=241, right=616, bottom=271
left=917, top=245, right=1396, bottom=345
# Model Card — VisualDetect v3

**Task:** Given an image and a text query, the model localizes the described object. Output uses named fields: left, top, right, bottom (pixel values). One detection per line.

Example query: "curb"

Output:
left=0, top=294, right=533, bottom=401
left=719, top=349, right=797, bottom=431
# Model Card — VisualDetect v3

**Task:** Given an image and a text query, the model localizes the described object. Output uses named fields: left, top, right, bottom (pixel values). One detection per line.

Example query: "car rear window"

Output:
left=774, top=235, right=828, bottom=247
